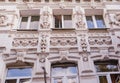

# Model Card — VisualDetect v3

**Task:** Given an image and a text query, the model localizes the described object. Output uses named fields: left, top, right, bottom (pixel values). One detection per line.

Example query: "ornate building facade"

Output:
left=0, top=0, right=120, bottom=83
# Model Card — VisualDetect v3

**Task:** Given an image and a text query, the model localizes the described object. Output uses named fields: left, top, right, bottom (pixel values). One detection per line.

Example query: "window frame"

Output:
left=94, top=59, right=120, bottom=83
left=53, top=15, right=73, bottom=29
left=5, top=67, right=32, bottom=83
left=85, top=15, right=106, bottom=29
left=51, top=62, right=79, bottom=83
left=97, top=72, right=120, bottom=83
left=19, top=15, right=40, bottom=30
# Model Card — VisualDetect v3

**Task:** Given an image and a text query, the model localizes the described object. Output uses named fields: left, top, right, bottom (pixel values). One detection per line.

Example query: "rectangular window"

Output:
left=54, top=15, right=72, bottom=28
left=86, top=15, right=105, bottom=29
left=20, top=16, right=40, bottom=30
left=5, top=67, right=32, bottom=83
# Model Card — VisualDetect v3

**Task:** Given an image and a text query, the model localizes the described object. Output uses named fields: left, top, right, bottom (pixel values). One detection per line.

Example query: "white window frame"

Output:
left=5, top=67, right=32, bottom=83
left=94, top=60, right=120, bottom=83
left=97, top=72, right=120, bottom=83
left=51, top=63, right=79, bottom=83
left=85, top=15, right=106, bottom=29
left=19, top=16, right=40, bottom=30
left=53, top=15, right=73, bottom=29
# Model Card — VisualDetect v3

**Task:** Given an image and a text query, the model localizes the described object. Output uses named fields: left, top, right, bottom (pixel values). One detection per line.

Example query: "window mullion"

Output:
left=92, top=16, right=97, bottom=28
left=17, top=78, right=20, bottom=83
left=27, top=16, right=31, bottom=29
left=107, top=74, right=112, bottom=83
left=62, top=15, right=64, bottom=28
left=18, top=17, right=22, bottom=29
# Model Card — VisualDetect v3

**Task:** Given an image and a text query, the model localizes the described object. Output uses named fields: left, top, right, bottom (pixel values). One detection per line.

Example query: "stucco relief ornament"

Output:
left=40, top=6, right=52, bottom=29
left=40, top=36, right=47, bottom=53
left=16, top=52, right=25, bottom=62
left=114, top=13, right=120, bottom=26
left=73, top=6, right=85, bottom=28
left=40, top=11, right=50, bottom=29
left=0, top=15, right=8, bottom=25
left=80, top=38, right=87, bottom=52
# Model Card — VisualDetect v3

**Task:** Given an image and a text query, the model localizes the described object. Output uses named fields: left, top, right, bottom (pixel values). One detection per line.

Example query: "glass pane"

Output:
left=45, top=0, right=49, bottom=2
left=99, top=76, right=108, bottom=83
left=95, top=15, right=105, bottom=28
left=5, top=79, right=17, bottom=83
left=54, top=15, right=62, bottom=28
left=20, top=17, right=28, bottom=29
left=110, top=74, right=120, bottom=83
left=95, top=0, right=100, bottom=2
left=64, top=15, right=72, bottom=28
left=33, top=0, right=41, bottom=2
left=23, top=0, right=29, bottom=2
left=9, top=0, right=16, bottom=2
left=86, top=16, right=94, bottom=28
left=64, top=0, right=72, bottom=2
left=67, top=67, right=77, bottom=74
left=68, top=77, right=77, bottom=83
left=0, top=0, right=5, bottom=2
left=20, top=79, right=31, bottom=83
left=94, top=60, right=118, bottom=72
left=84, top=0, right=91, bottom=2
left=106, top=0, right=112, bottom=1
left=30, top=16, right=39, bottom=29
left=53, top=0, right=60, bottom=2
left=52, top=67, right=65, bottom=76
left=7, top=68, right=32, bottom=77
left=54, top=78, right=63, bottom=83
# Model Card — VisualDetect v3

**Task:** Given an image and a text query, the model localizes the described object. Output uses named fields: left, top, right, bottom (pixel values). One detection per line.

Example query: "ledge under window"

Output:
left=88, top=28, right=109, bottom=30
left=51, top=28, right=75, bottom=30
left=17, top=29, right=38, bottom=31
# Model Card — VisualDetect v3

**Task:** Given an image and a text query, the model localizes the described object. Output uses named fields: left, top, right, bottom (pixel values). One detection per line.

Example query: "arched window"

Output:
left=51, top=62, right=78, bottom=83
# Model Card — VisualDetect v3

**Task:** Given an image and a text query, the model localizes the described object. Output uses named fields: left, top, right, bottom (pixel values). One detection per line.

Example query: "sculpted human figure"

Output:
left=0, top=15, right=7, bottom=25
left=74, top=6, right=85, bottom=28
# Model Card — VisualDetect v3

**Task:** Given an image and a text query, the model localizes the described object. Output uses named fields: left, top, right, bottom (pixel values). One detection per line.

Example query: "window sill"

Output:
left=88, top=28, right=109, bottom=30
left=17, top=29, right=38, bottom=31
left=51, top=28, right=75, bottom=30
